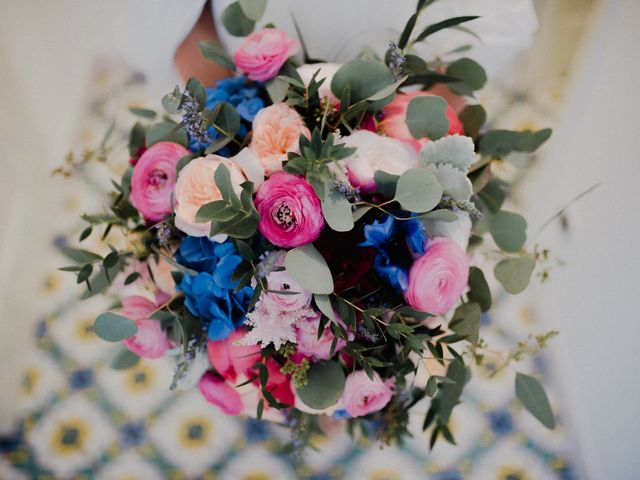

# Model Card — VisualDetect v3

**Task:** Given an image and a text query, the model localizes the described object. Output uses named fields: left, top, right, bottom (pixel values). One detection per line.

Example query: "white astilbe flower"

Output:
left=241, top=301, right=317, bottom=350
left=420, top=134, right=476, bottom=173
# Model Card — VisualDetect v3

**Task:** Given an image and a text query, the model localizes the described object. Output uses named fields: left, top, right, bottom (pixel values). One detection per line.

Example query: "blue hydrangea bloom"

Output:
left=361, top=215, right=426, bottom=292
left=177, top=238, right=253, bottom=341
left=188, top=76, right=267, bottom=153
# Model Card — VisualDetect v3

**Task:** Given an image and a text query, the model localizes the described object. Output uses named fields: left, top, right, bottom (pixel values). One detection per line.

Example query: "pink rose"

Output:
left=233, top=28, right=299, bottom=82
left=119, top=296, right=171, bottom=359
left=342, top=370, right=393, bottom=417
left=250, top=104, right=309, bottom=176
left=130, top=142, right=189, bottom=222
left=378, top=92, right=464, bottom=152
left=207, top=329, right=261, bottom=383
left=260, top=251, right=312, bottom=311
left=342, top=130, right=419, bottom=193
left=405, top=237, right=469, bottom=315
left=295, top=312, right=348, bottom=360
left=199, top=372, right=244, bottom=415
left=260, top=357, right=294, bottom=406
left=254, top=172, right=324, bottom=248
left=173, top=155, right=246, bottom=238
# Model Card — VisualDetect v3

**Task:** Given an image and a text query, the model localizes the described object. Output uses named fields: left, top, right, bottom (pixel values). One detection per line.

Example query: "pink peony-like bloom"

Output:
left=342, top=130, right=419, bottom=193
left=260, top=251, right=312, bottom=312
left=207, top=329, right=261, bottom=383
left=250, top=103, right=309, bottom=176
left=198, top=371, right=244, bottom=415
left=173, top=155, right=246, bottom=238
left=254, top=172, right=324, bottom=248
left=119, top=296, right=171, bottom=359
left=130, top=142, right=189, bottom=222
left=342, top=370, right=393, bottom=417
left=405, top=237, right=469, bottom=315
left=233, top=28, right=299, bottom=82
left=295, top=312, right=349, bottom=360
left=378, top=91, right=464, bottom=152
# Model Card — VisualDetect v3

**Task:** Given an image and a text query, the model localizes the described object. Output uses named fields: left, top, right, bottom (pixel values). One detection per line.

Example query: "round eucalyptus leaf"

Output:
left=393, top=168, right=443, bottom=213
left=490, top=211, right=527, bottom=252
left=221, top=2, right=255, bottom=37
left=296, top=360, right=345, bottom=410
left=284, top=244, right=334, bottom=294
left=494, top=256, right=535, bottom=294
left=331, top=59, right=395, bottom=106
left=95, top=312, right=138, bottom=342
left=110, top=348, right=140, bottom=370
left=406, top=96, right=449, bottom=140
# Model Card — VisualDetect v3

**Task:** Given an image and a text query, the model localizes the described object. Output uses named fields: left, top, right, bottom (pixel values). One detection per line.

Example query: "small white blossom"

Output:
left=240, top=301, right=316, bottom=350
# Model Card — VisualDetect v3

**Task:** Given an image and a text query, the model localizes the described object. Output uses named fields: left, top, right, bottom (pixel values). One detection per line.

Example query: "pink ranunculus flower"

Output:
left=207, top=329, right=261, bottom=383
left=233, top=28, right=299, bottom=82
left=405, top=237, right=469, bottom=315
left=254, top=172, right=324, bottom=248
left=260, top=251, right=312, bottom=312
left=295, top=312, right=349, bottom=360
left=198, top=371, right=244, bottom=415
left=378, top=91, right=464, bottom=152
left=342, top=370, right=393, bottom=417
left=130, top=141, right=189, bottom=222
left=342, top=130, right=419, bottom=193
left=119, top=296, right=171, bottom=359
left=250, top=103, right=309, bottom=176
left=173, top=155, right=246, bottom=238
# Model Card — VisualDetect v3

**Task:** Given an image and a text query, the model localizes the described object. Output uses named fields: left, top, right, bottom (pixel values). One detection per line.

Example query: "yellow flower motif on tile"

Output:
left=497, top=466, right=529, bottom=480
left=124, top=364, right=156, bottom=393
left=73, top=317, right=96, bottom=342
left=179, top=416, right=212, bottom=449
left=50, top=419, right=90, bottom=456
left=21, top=367, right=41, bottom=396
left=369, top=469, right=402, bottom=480
left=240, top=472, right=274, bottom=480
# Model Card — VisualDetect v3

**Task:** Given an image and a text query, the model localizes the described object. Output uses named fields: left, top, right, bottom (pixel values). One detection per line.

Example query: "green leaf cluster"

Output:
left=195, top=164, right=260, bottom=239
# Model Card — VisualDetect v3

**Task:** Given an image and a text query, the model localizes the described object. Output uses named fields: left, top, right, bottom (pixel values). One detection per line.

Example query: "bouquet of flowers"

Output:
left=60, top=0, right=556, bottom=448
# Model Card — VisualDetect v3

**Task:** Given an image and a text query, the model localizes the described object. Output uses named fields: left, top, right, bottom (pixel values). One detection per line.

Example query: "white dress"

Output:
left=122, top=0, right=538, bottom=97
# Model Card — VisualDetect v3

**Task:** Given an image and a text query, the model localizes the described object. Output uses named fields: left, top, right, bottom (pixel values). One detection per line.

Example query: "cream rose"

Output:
left=342, top=130, right=419, bottom=193
left=250, top=103, right=309, bottom=176
left=173, top=155, right=246, bottom=238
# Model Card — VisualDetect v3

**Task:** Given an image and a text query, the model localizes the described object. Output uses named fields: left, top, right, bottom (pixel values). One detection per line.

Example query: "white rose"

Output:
left=342, top=130, right=419, bottom=193
left=297, top=62, right=342, bottom=101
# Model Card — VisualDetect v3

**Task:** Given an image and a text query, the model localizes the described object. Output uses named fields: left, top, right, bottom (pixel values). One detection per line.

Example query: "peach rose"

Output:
left=250, top=103, right=309, bottom=176
left=173, top=155, right=246, bottom=238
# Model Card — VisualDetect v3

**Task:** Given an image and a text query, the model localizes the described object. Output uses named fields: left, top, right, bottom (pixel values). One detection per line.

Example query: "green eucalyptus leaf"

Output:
left=449, top=302, right=481, bottom=344
left=94, top=312, right=138, bottom=342
left=331, top=59, right=395, bottom=106
left=494, top=256, right=536, bottom=294
left=490, top=211, right=527, bottom=252
left=145, top=121, right=188, bottom=147
left=185, top=77, right=207, bottom=109
left=202, top=102, right=241, bottom=153
left=196, top=200, right=235, bottom=223
left=314, top=294, right=336, bottom=321
left=285, top=244, right=334, bottom=294
left=296, top=360, right=345, bottom=409
left=446, top=58, right=487, bottom=94
left=129, top=122, right=146, bottom=157
left=221, top=1, right=255, bottom=37
left=478, top=129, right=552, bottom=158
left=198, top=40, right=236, bottom=70
left=265, top=77, right=289, bottom=103
left=128, top=107, right=157, bottom=119
left=459, top=104, right=486, bottom=139
left=238, top=0, right=267, bottom=21
left=60, top=246, right=102, bottom=263
left=374, top=170, right=400, bottom=198
left=161, top=85, right=183, bottom=114
left=321, top=186, right=354, bottom=232
left=393, top=168, right=443, bottom=213
left=110, top=348, right=140, bottom=369
left=516, top=372, right=556, bottom=429
left=210, top=214, right=259, bottom=239
left=467, top=267, right=492, bottom=312
left=406, top=95, right=450, bottom=140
